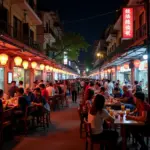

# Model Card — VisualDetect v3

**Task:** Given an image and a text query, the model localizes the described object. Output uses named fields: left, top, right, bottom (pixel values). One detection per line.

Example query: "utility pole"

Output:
left=145, top=0, right=150, bottom=103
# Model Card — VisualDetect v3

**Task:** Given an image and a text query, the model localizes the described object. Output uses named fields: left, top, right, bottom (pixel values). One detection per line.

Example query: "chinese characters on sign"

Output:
left=122, top=8, right=133, bottom=39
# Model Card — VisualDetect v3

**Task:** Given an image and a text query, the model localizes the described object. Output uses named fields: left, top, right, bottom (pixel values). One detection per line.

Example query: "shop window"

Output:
left=13, top=67, right=24, bottom=87
left=46, top=72, right=52, bottom=82
left=34, top=70, right=42, bottom=81
left=0, top=68, right=4, bottom=90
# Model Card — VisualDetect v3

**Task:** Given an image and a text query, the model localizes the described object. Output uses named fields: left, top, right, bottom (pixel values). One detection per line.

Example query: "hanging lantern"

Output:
left=14, top=56, right=22, bottom=66
left=31, top=62, right=37, bottom=69
left=111, top=68, right=115, bottom=73
left=124, top=63, right=129, bottom=69
left=107, top=69, right=111, bottom=73
left=144, top=62, right=148, bottom=69
left=45, top=65, right=49, bottom=71
left=117, top=66, right=121, bottom=71
left=0, top=53, right=8, bottom=65
left=22, top=61, right=29, bottom=69
left=40, top=64, right=45, bottom=70
left=134, top=60, right=141, bottom=68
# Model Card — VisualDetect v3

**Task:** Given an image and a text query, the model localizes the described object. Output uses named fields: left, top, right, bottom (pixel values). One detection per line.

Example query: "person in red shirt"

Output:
left=126, top=92, right=150, bottom=150
left=39, top=84, right=49, bottom=101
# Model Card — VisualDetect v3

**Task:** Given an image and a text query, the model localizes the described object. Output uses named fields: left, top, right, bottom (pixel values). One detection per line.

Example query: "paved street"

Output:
left=3, top=100, right=85, bottom=150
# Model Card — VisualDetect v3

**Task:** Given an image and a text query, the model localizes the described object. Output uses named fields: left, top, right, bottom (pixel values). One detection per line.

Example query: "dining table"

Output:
left=113, top=111, right=145, bottom=150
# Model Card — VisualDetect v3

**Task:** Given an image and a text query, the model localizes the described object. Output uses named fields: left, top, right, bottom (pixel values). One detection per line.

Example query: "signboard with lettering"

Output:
left=122, top=8, right=133, bottom=39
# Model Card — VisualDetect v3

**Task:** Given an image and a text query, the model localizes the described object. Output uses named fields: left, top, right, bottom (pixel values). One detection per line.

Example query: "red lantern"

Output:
left=124, top=63, right=129, bottom=69
left=111, top=68, right=115, bottom=73
left=117, top=66, right=121, bottom=71
left=134, top=60, right=141, bottom=68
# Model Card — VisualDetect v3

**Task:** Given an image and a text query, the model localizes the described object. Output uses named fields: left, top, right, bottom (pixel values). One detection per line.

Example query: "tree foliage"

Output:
left=51, top=32, right=90, bottom=61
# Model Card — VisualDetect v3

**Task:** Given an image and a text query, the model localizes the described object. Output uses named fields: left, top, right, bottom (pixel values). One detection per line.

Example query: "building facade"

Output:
left=0, top=0, right=78, bottom=93
left=90, top=0, right=147, bottom=93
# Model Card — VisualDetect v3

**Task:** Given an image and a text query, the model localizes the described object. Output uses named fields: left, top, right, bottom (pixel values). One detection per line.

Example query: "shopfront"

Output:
left=34, top=70, right=43, bottom=81
left=46, top=72, right=52, bottom=82
left=136, top=60, right=148, bottom=89
left=13, top=67, right=24, bottom=86
left=117, top=66, right=131, bottom=85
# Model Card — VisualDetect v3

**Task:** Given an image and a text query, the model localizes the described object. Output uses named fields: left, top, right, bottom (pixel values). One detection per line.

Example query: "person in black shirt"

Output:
left=14, top=88, right=28, bottom=117
left=8, top=81, right=18, bottom=98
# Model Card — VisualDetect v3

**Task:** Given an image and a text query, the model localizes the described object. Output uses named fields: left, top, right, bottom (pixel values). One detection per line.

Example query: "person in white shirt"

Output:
left=107, top=80, right=114, bottom=95
left=46, top=83, right=55, bottom=97
left=88, top=94, right=118, bottom=148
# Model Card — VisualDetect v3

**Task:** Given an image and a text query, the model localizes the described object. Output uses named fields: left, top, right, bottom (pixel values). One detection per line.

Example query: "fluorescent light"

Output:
left=143, top=54, right=148, bottom=60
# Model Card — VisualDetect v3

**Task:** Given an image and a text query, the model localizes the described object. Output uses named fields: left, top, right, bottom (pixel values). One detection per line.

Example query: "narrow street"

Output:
left=3, top=101, right=85, bottom=150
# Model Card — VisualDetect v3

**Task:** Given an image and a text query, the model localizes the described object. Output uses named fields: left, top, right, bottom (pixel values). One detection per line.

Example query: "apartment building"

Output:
left=90, top=0, right=148, bottom=92
left=0, top=0, right=77, bottom=93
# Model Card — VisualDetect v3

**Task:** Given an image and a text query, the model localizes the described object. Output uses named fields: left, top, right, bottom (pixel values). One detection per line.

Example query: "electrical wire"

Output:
left=63, top=10, right=119, bottom=24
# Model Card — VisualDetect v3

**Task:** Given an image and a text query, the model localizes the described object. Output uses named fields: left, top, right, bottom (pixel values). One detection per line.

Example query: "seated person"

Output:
left=14, top=88, right=28, bottom=117
left=88, top=94, right=118, bottom=148
left=32, top=88, right=47, bottom=118
left=100, top=87, right=110, bottom=100
left=25, top=87, right=35, bottom=105
left=126, top=92, right=150, bottom=150
left=113, top=87, right=122, bottom=98
left=118, top=85, right=135, bottom=110
left=115, top=83, right=123, bottom=95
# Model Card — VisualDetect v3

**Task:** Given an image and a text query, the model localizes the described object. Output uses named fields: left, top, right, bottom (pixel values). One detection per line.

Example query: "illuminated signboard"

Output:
left=122, top=8, right=133, bottom=39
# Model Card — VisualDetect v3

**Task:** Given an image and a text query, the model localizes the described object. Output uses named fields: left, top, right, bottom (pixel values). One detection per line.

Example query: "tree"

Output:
left=50, top=32, right=90, bottom=61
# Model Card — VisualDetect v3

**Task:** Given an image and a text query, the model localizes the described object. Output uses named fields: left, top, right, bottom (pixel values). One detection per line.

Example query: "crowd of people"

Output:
left=79, top=79, right=150, bottom=150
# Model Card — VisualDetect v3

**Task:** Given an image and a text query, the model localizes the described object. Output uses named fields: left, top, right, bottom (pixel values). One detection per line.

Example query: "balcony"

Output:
left=11, top=0, right=42, bottom=25
left=44, top=27, right=56, bottom=38
left=0, top=20, right=42, bottom=51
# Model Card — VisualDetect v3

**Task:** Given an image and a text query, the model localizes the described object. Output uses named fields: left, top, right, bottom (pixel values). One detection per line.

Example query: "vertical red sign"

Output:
left=122, top=8, right=133, bottom=39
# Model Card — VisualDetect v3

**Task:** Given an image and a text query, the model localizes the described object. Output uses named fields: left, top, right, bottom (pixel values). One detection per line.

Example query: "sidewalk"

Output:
left=3, top=98, right=85, bottom=150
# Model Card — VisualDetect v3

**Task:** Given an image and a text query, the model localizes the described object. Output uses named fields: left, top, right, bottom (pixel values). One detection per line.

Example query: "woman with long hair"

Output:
left=88, top=94, right=118, bottom=149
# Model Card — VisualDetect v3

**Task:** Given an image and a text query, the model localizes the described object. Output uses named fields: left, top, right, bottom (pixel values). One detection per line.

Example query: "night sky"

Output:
left=38, top=0, right=124, bottom=64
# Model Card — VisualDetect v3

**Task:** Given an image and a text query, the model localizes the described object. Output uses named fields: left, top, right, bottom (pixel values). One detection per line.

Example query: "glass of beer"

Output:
left=109, top=109, right=114, bottom=116
left=121, top=105, right=125, bottom=111
left=126, top=109, right=130, bottom=115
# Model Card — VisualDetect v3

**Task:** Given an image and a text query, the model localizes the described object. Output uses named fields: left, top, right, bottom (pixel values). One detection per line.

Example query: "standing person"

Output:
left=71, top=80, right=78, bottom=103
left=132, top=81, right=142, bottom=93
left=46, top=83, right=55, bottom=96
left=107, top=80, right=114, bottom=96
left=8, top=81, right=18, bottom=98
left=19, top=81, right=24, bottom=88
left=39, top=84, right=49, bottom=101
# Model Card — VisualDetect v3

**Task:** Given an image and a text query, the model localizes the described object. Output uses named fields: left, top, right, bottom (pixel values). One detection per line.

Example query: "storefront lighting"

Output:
left=22, top=61, right=29, bottom=69
left=49, top=67, right=53, bottom=71
left=0, top=53, right=8, bottom=65
left=14, top=56, right=22, bottom=66
left=143, top=54, right=148, bottom=60
left=111, top=68, right=115, bottom=73
left=31, top=62, right=37, bottom=69
left=45, top=65, right=49, bottom=71
left=134, top=60, right=141, bottom=68
left=40, top=64, right=45, bottom=70
left=107, top=69, right=111, bottom=73
left=117, top=66, right=121, bottom=71
left=124, top=63, right=129, bottom=69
